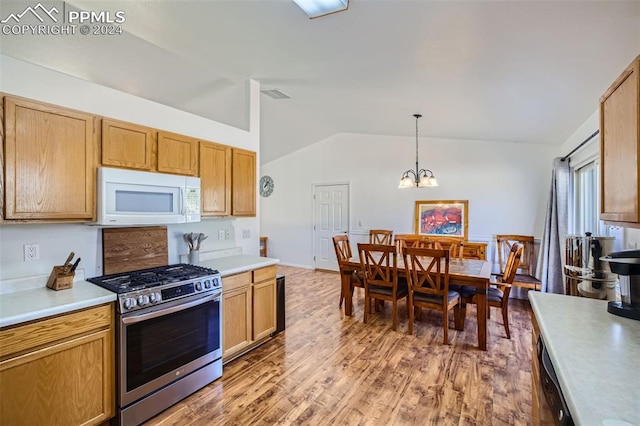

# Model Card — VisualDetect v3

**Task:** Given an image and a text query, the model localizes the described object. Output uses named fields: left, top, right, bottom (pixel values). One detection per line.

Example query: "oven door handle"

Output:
left=122, top=293, right=221, bottom=325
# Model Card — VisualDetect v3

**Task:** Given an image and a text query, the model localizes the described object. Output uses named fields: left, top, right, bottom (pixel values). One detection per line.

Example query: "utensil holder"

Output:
left=46, top=265, right=75, bottom=291
left=188, top=250, right=200, bottom=265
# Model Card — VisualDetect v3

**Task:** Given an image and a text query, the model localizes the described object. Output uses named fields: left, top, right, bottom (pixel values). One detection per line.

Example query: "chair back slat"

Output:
left=496, top=235, right=535, bottom=275
left=357, top=243, right=397, bottom=290
left=332, top=235, right=352, bottom=264
left=369, top=229, right=393, bottom=245
left=403, top=247, right=450, bottom=299
left=501, top=243, right=524, bottom=284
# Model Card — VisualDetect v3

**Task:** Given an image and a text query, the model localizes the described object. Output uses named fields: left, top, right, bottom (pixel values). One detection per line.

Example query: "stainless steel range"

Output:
left=89, top=263, right=222, bottom=426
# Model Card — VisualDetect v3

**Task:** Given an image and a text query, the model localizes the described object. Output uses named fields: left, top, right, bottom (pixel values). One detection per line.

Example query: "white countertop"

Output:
left=198, top=254, right=279, bottom=277
left=0, top=254, right=278, bottom=329
left=529, top=292, right=640, bottom=425
left=0, top=280, right=116, bottom=328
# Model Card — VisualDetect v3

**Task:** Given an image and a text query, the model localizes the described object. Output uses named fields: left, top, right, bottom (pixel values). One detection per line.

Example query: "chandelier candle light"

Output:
left=398, top=114, right=439, bottom=188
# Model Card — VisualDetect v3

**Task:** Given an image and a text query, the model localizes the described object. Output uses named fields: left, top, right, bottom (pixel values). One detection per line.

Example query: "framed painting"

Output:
left=414, top=200, right=468, bottom=239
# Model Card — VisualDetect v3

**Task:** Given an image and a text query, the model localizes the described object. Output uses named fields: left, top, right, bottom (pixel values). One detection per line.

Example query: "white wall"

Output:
left=260, top=132, right=558, bottom=269
left=0, top=55, right=261, bottom=280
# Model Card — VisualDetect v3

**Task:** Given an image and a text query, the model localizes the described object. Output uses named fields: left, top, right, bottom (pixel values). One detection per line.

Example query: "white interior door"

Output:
left=313, top=184, right=349, bottom=271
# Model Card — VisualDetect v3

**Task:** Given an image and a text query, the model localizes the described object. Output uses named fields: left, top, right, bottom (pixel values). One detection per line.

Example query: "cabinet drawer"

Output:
left=0, top=304, right=113, bottom=359
left=223, top=271, right=251, bottom=292
left=253, top=265, right=276, bottom=283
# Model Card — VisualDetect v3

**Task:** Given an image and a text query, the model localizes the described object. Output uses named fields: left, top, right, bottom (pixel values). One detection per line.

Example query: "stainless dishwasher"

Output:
left=537, top=336, right=574, bottom=425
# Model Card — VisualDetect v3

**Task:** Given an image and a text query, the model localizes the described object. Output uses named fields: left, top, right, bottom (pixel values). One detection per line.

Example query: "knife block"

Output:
left=46, top=265, right=74, bottom=291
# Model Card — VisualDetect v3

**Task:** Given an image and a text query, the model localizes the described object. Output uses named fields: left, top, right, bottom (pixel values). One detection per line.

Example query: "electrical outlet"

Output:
left=24, top=244, right=40, bottom=261
left=218, top=230, right=225, bottom=240
left=242, top=229, right=250, bottom=239
left=225, top=229, right=230, bottom=239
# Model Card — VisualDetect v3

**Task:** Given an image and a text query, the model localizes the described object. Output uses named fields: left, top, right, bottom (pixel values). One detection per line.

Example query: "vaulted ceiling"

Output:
left=1, top=0, right=639, bottom=164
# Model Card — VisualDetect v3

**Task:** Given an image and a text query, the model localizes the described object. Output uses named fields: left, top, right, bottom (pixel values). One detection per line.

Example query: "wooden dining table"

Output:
left=340, top=256, right=493, bottom=350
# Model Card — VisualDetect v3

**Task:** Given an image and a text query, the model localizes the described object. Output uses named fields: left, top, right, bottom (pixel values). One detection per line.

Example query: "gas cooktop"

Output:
left=89, top=263, right=219, bottom=293
left=88, top=264, right=222, bottom=313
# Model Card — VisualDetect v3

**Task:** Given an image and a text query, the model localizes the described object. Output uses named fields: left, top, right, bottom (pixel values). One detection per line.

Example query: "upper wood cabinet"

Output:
left=3, top=96, right=97, bottom=221
left=600, top=55, right=640, bottom=223
left=102, top=118, right=154, bottom=170
left=157, top=131, right=198, bottom=176
left=232, top=148, right=256, bottom=216
left=199, top=141, right=232, bottom=216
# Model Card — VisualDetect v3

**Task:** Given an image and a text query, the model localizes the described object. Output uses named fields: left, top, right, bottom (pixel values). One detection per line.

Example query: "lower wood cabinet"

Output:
left=222, top=265, right=276, bottom=362
left=252, top=266, right=277, bottom=341
left=223, top=276, right=252, bottom=359
left=0, top=304, right=115, bottom=426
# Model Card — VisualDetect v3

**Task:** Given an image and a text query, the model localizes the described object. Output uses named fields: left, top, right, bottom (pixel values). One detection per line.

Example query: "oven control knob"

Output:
left=212, top=277, right=219, bottom=287
left=138, top=295, right=149, bottom=306
left=204, top=280, right=212, bottom=289
left=150, top=293, right=161, bottom=303
left=195, top=281, right=203, bottom=291
left=123, top=298, right=137, bottom=310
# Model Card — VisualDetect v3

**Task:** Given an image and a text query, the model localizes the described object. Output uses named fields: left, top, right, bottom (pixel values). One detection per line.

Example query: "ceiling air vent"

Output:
left=261, top=89, right=291, bottom=99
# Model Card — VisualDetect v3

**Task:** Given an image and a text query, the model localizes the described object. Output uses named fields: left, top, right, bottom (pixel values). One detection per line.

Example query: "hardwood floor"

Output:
left=145, top=266, right=533, bottom=425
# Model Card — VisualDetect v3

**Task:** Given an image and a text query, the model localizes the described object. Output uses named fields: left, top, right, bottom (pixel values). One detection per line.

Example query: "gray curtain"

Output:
left=537, top=158, right=570, bottom=294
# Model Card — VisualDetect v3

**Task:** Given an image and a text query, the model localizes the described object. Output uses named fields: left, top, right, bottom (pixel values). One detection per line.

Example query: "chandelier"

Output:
left=398, top=114, right=439, bottom=188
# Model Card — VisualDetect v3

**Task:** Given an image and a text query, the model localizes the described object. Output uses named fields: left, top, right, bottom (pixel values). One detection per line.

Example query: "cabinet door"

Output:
left=253, top=278, right=276, bottom=341
left=199, top=141, right=232, bottom=216
left=600, top=56, right=640, bottom=222
left=0, top=321, right=114, bottom=426
left=157, top=131, right=198, bottom=176
left=223, top=286, right=252, bottom=360
left=102, top=118, right=154, bottom=170
left=232, top=148, right=256, bottom=216
left=4, top=97, right=97, bottom=220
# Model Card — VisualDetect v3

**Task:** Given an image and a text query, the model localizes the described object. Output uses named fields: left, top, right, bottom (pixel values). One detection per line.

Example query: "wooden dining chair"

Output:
left=461, top=243, right=523, bottom=339
left=369, top=229, right=393, bottom=245
left=357, top=243, right=408, bottom=331
left=394, top=234, right=435, bottom=252
left=402, top=247, right=461, bottom=344
left=496, top=235, right=540, bottom=291
left=333, top=235, right=363, bottom=308
left=430, top=236, right=465, bottom=259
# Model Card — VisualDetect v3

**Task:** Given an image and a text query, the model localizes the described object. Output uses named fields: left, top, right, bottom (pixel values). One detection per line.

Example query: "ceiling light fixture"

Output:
left=398, top=114, right=439, bottom=188
left=292, top=0, right=349, bottom=19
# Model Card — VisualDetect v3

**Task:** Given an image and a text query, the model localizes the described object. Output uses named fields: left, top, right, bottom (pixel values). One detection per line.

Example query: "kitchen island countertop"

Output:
left=529, top=292, right=640, bottom=425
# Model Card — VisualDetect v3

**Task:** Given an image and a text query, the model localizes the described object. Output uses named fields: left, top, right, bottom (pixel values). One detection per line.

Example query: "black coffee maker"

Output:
left=601, top=249, right=640, bottom=321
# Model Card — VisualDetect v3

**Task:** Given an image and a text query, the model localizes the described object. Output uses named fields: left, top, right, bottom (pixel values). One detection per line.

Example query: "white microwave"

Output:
left=96, top=167, right=201, bottom=225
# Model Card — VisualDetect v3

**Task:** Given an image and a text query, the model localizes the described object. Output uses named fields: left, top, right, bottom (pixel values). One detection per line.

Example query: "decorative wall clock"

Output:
left=259, top=175, right=274, bottom=197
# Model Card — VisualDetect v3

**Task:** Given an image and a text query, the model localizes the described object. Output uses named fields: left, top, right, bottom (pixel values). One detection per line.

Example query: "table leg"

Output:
left=342, top=271, right=354, bottom=316
left=476, top=287, right=487, bottom=351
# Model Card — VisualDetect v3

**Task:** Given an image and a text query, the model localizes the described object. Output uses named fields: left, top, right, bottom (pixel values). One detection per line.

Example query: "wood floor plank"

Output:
left=144, top=266, right=533, bottom=425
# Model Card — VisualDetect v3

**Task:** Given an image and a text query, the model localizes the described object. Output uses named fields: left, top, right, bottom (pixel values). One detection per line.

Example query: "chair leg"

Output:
left=408, top=296, right=414, bottom=335
left=502, top=304, right=511, bottom=339
left=392, top=300, right=398, bottom=331
left=339, top=286, right=344, bottom=308
left=443, top=309, right=449, bottom=345
left=363, top=293, right=369, bottom=324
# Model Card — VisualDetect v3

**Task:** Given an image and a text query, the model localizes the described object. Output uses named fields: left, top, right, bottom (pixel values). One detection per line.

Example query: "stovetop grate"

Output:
left=88, top=263, right=220, bottom=294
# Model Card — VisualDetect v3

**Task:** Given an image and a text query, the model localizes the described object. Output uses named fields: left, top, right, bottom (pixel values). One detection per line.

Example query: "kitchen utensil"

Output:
left=70, top=257, right=81, bottom=273
left=63, top=251, right=75, bottom=267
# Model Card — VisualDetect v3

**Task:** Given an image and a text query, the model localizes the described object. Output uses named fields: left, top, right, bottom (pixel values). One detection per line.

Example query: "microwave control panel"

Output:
left=185, top=187, right=201, bottom=214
